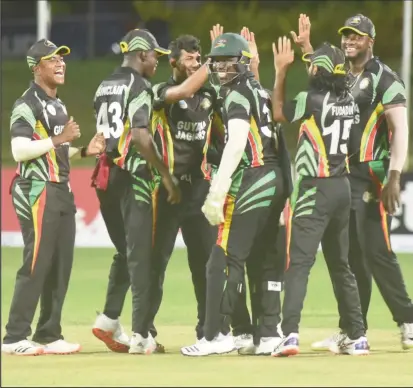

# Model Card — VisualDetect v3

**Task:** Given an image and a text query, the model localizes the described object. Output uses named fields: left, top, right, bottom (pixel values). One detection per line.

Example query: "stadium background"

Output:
left=1, top=2, right=413, bottom=386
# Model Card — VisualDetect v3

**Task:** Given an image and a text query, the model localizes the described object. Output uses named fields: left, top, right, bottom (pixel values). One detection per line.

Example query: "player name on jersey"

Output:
left=331, top=105, right=354, bottom=116
left=95, top=85, right=128, bottom=97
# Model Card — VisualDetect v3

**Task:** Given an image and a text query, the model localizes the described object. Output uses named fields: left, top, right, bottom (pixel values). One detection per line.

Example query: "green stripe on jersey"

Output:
left=224, top=90, right=251, bottom=115
left=10, top=102, right=36, bottom=129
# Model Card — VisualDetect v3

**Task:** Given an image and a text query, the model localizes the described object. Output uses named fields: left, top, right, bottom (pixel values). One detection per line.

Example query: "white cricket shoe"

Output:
left=92, top=312, right=130, bottom=353
left=239, top=336, right=283, bottom=356
left=43, top=339, right=81, bottom=355
left=129, top=333, right=156, bottom=355
left=400, top=323, right=413, bottom=350
left=311, top=331, right=347, bottom=352
left=234, top=334, right=254, bottom=349
left=181, top=333, right=236, bottom=357
left=2, top=340, right=44, bottom=356
left=271, top=333, right=300, bottom=357
left=338, top=336, right=369, bottom=356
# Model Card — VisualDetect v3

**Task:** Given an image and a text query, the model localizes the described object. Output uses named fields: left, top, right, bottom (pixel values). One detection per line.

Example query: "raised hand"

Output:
left=210, top=24, right=224, bottom=42
left=290, top=13, right=312, bottom=52
left=240, top=26, right=259, bottom=62
left=272, top=36, right=295, bottom=72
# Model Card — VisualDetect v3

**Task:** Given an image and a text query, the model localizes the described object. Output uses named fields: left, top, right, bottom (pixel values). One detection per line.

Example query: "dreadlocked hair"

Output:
left=309, top=67, right=351, bottom=98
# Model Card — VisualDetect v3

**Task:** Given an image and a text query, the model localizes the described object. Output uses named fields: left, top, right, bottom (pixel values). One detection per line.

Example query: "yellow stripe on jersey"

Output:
left=304, top=116, right=330, bottom=177
left=151, top=109, right=175, bottom=175
left=35, top=121, right=60, bottom=182
left=249, top=117, right=264, bottom=166
left=359, top=102, right=385, bottom=162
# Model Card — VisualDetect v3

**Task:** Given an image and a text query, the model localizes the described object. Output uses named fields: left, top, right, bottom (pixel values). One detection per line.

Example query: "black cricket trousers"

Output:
left=281, top=175, right=366, bottom=340
left=203, top=165, right=286, bottom=342
left=96, top=162, right=157, bottom=337
left=335, top=163, right=413, bottom=332
left=146, top=176, right=253, bottom=340
left=4, top=176, right=76, bottom=344
left=95, top=164, right=130, bottom=321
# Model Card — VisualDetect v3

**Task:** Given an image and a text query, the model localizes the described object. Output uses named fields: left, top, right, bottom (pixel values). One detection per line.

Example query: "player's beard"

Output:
left=345, top=48, right=371, bottom=66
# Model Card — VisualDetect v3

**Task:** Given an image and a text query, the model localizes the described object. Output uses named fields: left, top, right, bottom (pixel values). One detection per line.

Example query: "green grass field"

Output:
left=1, top=247, right=413, bottom=387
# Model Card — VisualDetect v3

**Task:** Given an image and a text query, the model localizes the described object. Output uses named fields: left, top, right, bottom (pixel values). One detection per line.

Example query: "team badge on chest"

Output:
left=47, top=104, right=57, bottom=115
left=359, top=78, right=370, bottom=90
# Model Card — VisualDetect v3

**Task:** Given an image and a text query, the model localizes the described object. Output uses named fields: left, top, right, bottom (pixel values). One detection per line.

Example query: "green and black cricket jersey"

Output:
left=93, top=66, right=153, bottom=175
left=283, top=88, right=355, bottom=177
left=10, top=82, right=70, bottom=183
left=204, top=73, right=279, bottom=175
left=151, top=77, right=215, bottom=177
left=347, top=57, right=406, bottom=166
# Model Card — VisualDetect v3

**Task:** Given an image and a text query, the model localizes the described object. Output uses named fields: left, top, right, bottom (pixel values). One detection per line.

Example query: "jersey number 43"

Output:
left=96, top=101, right=124, bottom=139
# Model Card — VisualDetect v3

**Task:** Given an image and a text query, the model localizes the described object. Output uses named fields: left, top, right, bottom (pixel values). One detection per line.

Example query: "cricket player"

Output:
left=270, top=39, right=368, bottom=357
left=91, top=28, right=180, bottom=355
left=181, top=32, right=287, bottom=357
left=147, top=33, right=253, bottom=347
left=309, top=15, right=413, bottom=351
left=2, top=39, right=105, bottom=356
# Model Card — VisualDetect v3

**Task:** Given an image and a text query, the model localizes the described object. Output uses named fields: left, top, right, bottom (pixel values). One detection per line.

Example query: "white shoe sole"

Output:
left=43, top=345, right=81, bottom=355
left=2, top=348, right=44, bottom=356
left=181, top=346, right=236, bottom=357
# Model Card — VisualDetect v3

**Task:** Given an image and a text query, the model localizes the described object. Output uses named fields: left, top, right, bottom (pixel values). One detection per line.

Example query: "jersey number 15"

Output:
left=97, top=101, right=124, bottom=139
left=323, top=119, right=352, bottom=155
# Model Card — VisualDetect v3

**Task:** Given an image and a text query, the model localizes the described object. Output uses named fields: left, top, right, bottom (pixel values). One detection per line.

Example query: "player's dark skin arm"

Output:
left=163, top=62, right=210, bottom=104
left=381, top=102, right=408, bottom=213
left=272, top=68, right=289, bottom=123
left=131, top=127, right=181, bottom=203
left=131, top=127, right=169, bottom=176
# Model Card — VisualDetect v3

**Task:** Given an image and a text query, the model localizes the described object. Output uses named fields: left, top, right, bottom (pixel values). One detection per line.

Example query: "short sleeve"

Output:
left=283, top=91, right=309, bottom=123
left=10, top=101, right=36, bottom=139
left=128, top=89, right=153, bottom=129
left=224, top=90, right=251, bottom=122
left=152, top=82, right=169, bottom=111
left=380, top=75, right=407, bottom=107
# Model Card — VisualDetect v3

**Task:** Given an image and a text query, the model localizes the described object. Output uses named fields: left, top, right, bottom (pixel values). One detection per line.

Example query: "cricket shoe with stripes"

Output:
left=336, top=336, right=369, bottom=356
left=42, top=340, right=81, bottom=355
left=311, top=331, right=347, bottom=353
left=239, top=337, right=283, bottom=356
left=271, top=333, right=299, bottom=357
left=234, top=334, right=254, bottom=350
left=92, top=312, right=130, bottom=353
left=181, top=333, right=236, bottom=357
left=400, top=323, right=413, bottom=350
left=2, top=340, right=44, bottom=356
left=129, top=333, right=157, bottom=355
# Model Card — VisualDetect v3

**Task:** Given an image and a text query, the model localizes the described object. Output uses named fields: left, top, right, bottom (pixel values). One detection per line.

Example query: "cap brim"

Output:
left=338, top=26, right=368, bottom=36
left=154, top=47, right=171, bottom=56
left=41, top=45, right=71, bottom=60
left=302, top=52, right=314, bottom=63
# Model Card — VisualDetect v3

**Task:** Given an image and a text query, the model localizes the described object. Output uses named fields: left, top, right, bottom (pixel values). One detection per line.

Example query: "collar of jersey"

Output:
left=117, top=65, right=147, bottom=79
left=361, top=56, right=379, bottom=72
left=30, top=81, right=59, bottom=100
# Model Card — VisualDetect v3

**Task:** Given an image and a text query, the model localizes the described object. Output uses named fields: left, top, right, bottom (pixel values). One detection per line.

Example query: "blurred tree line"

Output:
left=133, top=0, right=404, bottom=61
